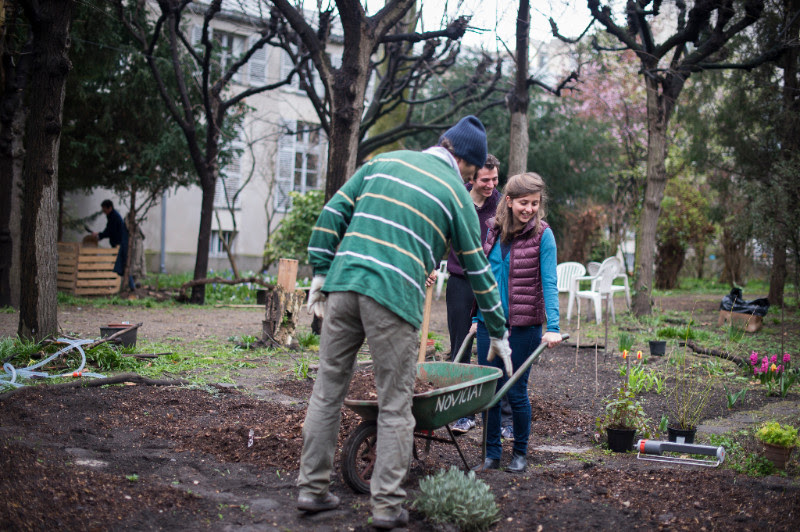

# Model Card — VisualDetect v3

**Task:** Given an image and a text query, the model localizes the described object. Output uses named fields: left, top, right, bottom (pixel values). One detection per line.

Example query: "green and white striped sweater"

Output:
left=308, top=149, right=506, bottom=338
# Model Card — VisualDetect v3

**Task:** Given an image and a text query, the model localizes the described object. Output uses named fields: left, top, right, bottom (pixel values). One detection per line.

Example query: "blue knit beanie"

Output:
left=439, top=115, right=488, bottom=168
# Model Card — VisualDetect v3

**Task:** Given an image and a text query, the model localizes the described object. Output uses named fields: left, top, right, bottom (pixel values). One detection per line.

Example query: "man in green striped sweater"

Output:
left=296, top=115, right=511, bottom=529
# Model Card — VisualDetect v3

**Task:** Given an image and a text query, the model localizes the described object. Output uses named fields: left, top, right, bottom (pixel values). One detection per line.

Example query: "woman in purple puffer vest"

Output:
left=472, top=172, right=562, bottom=473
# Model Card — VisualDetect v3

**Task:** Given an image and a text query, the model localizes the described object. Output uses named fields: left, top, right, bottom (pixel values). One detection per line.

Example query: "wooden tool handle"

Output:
left=418, top=284, right=434, bottom=363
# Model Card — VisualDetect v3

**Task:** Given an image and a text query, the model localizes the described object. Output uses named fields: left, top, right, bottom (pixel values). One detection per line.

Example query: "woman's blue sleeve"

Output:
left=540, top=228, right=559, bottom=332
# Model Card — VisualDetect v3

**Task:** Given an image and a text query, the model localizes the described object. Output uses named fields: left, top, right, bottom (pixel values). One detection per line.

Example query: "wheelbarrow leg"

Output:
left=443, top=424, right=471, bottom=471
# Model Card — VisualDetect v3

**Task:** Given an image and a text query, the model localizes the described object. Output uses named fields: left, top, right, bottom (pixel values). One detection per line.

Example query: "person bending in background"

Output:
left=92, top=199, right=133, bottom=290
left=473, top=172, right=563, bottom=473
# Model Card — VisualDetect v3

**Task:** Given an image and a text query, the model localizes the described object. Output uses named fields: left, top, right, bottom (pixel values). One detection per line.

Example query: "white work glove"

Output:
left=488, top=330, right=514, bottom=377
left=307, top=275, right=327, bottom=319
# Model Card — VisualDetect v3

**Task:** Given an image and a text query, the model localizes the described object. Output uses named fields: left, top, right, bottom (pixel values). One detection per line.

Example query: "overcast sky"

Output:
left=418, top=0, right=594, bottom=51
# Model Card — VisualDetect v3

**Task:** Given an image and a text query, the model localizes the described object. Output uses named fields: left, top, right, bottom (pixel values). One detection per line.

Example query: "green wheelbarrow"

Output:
left=340, top=332, right=569, bottom=493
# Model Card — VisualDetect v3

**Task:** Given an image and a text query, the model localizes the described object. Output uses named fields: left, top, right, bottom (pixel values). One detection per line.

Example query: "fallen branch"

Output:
left=685, top=340, right=748, bottom=368
left=0, top=372, right=189, bottom=401
left=176, top=277, right=273, bottom=300
left=122, top=352, right=171, bottom=359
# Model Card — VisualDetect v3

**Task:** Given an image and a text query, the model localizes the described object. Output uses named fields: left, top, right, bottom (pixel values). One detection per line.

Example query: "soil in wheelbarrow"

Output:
left=346, top=369, right=438, bottom=400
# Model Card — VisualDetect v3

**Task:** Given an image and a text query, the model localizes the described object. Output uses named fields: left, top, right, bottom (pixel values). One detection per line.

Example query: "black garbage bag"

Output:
left=719, top=287, right=770, bottom=317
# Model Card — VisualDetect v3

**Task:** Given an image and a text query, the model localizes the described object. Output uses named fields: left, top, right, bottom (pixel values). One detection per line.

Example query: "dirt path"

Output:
left=3, top=292, right=800, bottom=531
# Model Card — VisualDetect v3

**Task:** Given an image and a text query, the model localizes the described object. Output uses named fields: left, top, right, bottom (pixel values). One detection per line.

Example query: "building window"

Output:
left=210, top=230, right=235, bottom=258
left=214, top=127, right=244, bottom=210
left=191, top=26, right=267, bottom=86
left=274, top=120, right=326, bottom=211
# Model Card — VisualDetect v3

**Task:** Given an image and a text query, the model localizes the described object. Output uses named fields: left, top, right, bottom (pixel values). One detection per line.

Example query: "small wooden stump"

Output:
left=262, top=258, right=303, bottom=346
left=262, top=285, right=304, bottom=346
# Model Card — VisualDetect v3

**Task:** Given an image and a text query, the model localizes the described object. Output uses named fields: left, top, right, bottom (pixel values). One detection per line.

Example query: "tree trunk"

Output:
left=655, top=240, right=685, bottom=289
left=719, top=225, right=746, bottom=286
left=695, top=241, right=706, bottom=279
left=632, top=79, right=670, bottom=315
left=124, top=187, right=137, bottom=292
left=506, top=0, right=530, bottom=177
left=18, top=0, right=74, bottom=340
left=768, top=240, right=786, bottom=306
left=0, top=20, right=31, bottom=309
left=191, top=175, right=216, bottom=303
left=770, top=0, right=800, bottom=308
left=325, top=48, right=371, bottom=201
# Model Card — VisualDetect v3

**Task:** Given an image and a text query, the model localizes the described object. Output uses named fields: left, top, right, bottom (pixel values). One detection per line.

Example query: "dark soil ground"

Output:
left=2, top=294, right=800, bottom=531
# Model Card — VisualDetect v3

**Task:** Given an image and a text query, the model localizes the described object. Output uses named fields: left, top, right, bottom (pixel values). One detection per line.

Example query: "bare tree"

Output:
left=553, top=0, right=775, bottom=315
left=270, top=0, right=505, bottom=199
left=114, top=0, right=294, bottom=303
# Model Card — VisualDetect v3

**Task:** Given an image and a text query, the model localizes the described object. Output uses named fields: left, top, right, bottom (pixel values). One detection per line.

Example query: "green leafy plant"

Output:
left=125, top=474, right=139, bottom=482
left=617, top=332, right=634, bottom=352
left=723, top=385, right=747, bottom=409
left=596, top=386, right=651, bottom=435
left=262, top=190, right=324, bottom=268
left=755, top=422, right=799, bottom=448
left=294, top=356, right=311, bottom=381
left=627, top=365, right=664, bottom=394
left=709, top=432, right=775, bottom=476
left=296, top=331, right=320, bottom=351
left=412, top=467, right=500, bottom=531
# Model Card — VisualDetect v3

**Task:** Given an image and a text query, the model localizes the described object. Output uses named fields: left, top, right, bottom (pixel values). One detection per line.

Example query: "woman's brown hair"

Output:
left=494, top=172, right=547, bottom=244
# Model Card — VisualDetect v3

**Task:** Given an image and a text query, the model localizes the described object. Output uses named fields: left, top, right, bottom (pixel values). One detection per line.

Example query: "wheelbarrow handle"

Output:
left=482, top=333, right=569, bottom=410
left=452, top=330, right=476, bottom=364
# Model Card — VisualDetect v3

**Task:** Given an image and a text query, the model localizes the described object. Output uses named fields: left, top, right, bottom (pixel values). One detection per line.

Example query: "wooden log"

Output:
left=685, top=339, right=748, bottom=368
left=277, top=258, right=299, bottom=292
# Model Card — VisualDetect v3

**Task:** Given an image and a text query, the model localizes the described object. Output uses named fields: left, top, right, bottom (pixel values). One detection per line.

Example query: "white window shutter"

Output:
left=248, top=35, right=267, bottom=85
left=281, top=49, right=299, bottom=90
left=191, top=24, right=203, bottom=48
left=232, top=35, right=244, bottom=84
left=216, top=132, right=243, bottom=209
left=274, top=120, right=296, bottom=211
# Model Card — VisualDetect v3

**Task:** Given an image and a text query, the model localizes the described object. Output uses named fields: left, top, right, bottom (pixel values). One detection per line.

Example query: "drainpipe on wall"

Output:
left=160, top=190, right=167, bottom=274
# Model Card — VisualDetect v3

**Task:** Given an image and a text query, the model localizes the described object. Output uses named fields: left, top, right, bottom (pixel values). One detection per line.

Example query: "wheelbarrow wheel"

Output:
left=341, top=420, right=377, bottom=494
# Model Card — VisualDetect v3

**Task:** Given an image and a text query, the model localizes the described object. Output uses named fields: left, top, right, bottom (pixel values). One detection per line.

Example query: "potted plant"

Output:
left=648, top=339, right=666, bottom=356
left=756, top=421, right=799, bottom=470
left=665, top=349, right=713, bottom=443
left=596, top=386, right=651, bottom=452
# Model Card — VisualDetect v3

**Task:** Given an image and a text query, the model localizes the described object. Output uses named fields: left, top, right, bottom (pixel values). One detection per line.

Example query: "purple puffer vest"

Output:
left=484, top=219, right=550, bottom=327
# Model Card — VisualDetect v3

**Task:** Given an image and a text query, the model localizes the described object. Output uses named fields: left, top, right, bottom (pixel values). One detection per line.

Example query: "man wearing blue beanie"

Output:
left=439, top=115, right=489, bottom=171
left=297, top=115, right=511, bottom=529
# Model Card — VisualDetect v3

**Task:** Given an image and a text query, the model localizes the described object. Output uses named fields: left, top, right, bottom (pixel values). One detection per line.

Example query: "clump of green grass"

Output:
left=296, top=331, right=320, bottom=350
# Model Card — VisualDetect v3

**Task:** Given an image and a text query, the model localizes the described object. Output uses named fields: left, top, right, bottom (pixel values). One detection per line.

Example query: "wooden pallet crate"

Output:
left=58, top=242, right=121, bottom=295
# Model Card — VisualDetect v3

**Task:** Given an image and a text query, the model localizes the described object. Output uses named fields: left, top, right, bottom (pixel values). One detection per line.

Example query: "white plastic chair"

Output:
left=556, top=262, right=586, bottom=323
left=576, top=259, right=619, bottom=324
left=594, top=257, right=631, bottom=309
left=434, top=260, right=449, bottom=300
left=586, top=261, right=601, bottom=277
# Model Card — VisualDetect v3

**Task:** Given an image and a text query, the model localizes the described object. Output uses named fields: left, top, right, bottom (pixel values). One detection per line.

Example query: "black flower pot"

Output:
left=649, top=340, right=666, bottom=356
left=667, top=426, right=696, bottom=444
left=607, top=428, right=636, bottom=452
